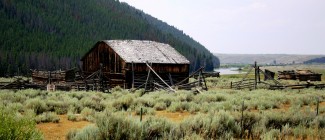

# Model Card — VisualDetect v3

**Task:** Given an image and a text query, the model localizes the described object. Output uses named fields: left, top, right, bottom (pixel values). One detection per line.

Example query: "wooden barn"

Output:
left=278, top=70, right=322, bottom=81
left=80, top=40, right=190, bottom=89
left=296, top=70, right=322, bottom=81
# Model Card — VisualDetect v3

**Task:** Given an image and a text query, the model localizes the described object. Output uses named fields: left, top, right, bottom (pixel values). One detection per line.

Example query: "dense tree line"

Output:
left=0, top=0, right=219, bottom=76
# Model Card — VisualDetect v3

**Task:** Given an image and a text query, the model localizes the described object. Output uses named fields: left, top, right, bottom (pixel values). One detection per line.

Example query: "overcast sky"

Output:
left=119, top=0, right=325, bottom=55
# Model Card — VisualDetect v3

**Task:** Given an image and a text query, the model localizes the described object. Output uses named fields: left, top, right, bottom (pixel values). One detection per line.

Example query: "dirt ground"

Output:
left=37, top=115, right=92, bottom=140
left=155, top=110, right=191, bottom=122
left=37, top=111, right=191, bottom=139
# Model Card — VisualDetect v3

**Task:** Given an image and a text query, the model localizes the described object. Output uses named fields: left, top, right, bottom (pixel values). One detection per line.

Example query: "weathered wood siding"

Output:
left=82, top=42, right=126, bottom=76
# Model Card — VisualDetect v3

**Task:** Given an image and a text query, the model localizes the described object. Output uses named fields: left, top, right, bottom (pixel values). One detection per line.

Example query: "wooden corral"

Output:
left=231, top=62, right=282, bottom=90
left=31, top=69, right=76, bottom=85
left=231, top=62, right=324, bottom=90
left=80, top=40, right=190, bottom=90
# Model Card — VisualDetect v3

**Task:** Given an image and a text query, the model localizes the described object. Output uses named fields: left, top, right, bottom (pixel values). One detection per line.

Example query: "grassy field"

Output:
left=1, top=65, right=325, bottom=139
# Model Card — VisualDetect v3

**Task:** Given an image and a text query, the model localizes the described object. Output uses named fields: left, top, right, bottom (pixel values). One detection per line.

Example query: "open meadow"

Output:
left=1, top=65, right=325, bottom=140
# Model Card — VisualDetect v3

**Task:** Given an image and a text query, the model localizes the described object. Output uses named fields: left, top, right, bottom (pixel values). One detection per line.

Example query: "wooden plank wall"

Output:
left=82, top=42, right=125, bottom=76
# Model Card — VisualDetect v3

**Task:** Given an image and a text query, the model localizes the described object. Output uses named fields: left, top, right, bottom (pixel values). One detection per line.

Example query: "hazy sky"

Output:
left=119, top=0, right=325, bottom=54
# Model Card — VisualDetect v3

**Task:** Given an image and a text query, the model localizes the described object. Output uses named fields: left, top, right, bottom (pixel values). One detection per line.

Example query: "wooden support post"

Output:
left=257, top=66, right=261, bottom=83
left=168, top=73, right=174, bottom=86
left=48, top=71, right=51, bottom=84
left=201, top=69, right=208, bottom=90
left=99, top=63, right=104, bottom=92
left=132, top=62, right=135, bottom=89
left=84, top=81, right=88, bottom=91
left=144, top=63, right=152, bottom=92
left=230, top=82, right=232, bottom=89
left=198, top=70, right=202, bottom=87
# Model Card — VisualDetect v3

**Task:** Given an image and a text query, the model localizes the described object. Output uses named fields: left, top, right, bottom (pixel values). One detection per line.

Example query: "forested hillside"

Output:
left=0, top=0, right=219, bottom=76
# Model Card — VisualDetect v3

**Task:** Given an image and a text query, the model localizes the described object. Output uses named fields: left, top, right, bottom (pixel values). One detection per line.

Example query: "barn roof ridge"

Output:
left=81, top=40, right=190, bottom=64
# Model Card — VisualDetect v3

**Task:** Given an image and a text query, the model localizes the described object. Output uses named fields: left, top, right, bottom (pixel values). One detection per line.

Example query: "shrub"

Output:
left=112, top=95, right=134, bottom=111
left=156, top=95, right=175, bottom=107
left=293, top=125, right=308, bottom=139
left=111, top=86, right=123, bottom=93
left=94, top=111, right=180, bottom=140
left=234, top=112, right=261, bottom=138
left=193, top=92, right=226, bottom=104
left=167, top=101, right=189, bottom=112
left=95, top=111, right=141, bottom=140
left=67, top=112, right=77, bottom=122
left=141, top=116, right=179, bottom=139
left=80, top=107, right=95, bottom=122
left=261, top=129, right=280, bottom=140
left=25, top=98, right=48, bottom=114
left=311, top=115, right=325, bottom=128
left=69, top=125, right=100, bottom=140
left=0, top=107, right=43, bottom=139
left=280, top=124, right=292, bottom=139
left=153, top=101, right=167, bottom=111
left=46, top=100, right=69, bottom=115
left=135, top=107, right=155, bottom=115
left=7, top=102, right=24, bottom=112
left=80, top=95, right=105, bottom=111
left=180, top=111, right=241, bottom=139
left=35, top=112, right=60, bottom=123
left=175, top=90, right=194, bottom=102
left=133, top=97, right=155, bottom=108
left=0, top=91, right=27, bottom=104
left=66, top=129, right=78, bottom=140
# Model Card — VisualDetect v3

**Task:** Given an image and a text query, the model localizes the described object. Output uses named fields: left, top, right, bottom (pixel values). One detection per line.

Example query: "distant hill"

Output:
left=214, top=53, right=325, bottom=64
left=0, top=0, right=219, bottom=76
left=304, top=57, right=325, bottom=64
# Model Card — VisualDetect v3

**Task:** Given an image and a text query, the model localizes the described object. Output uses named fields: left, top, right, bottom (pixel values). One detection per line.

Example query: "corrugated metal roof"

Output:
left=103, top=40, right=190, bottom=64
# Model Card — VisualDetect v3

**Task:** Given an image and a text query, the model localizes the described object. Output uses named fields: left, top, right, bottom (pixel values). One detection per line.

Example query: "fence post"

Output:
left=241, top=100, right=244, bottom=137
left=316, top=97, right=319, bottom=116
left=140, top=107, right=143, bottom=122
left=254, top=61, right=257, bottom=89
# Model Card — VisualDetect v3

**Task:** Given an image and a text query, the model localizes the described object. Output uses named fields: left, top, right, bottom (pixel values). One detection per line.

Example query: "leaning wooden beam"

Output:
left=177, top=81, right=200, bottom=87
left=145, top=62, right=175, bottom=92
left=85, top=70, right=100, bottom=80
left=144, top=63, right=152, bottom=91
left=136, top=83, right=146, bottom=89
left=175, top=66, right=204, bottom=86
